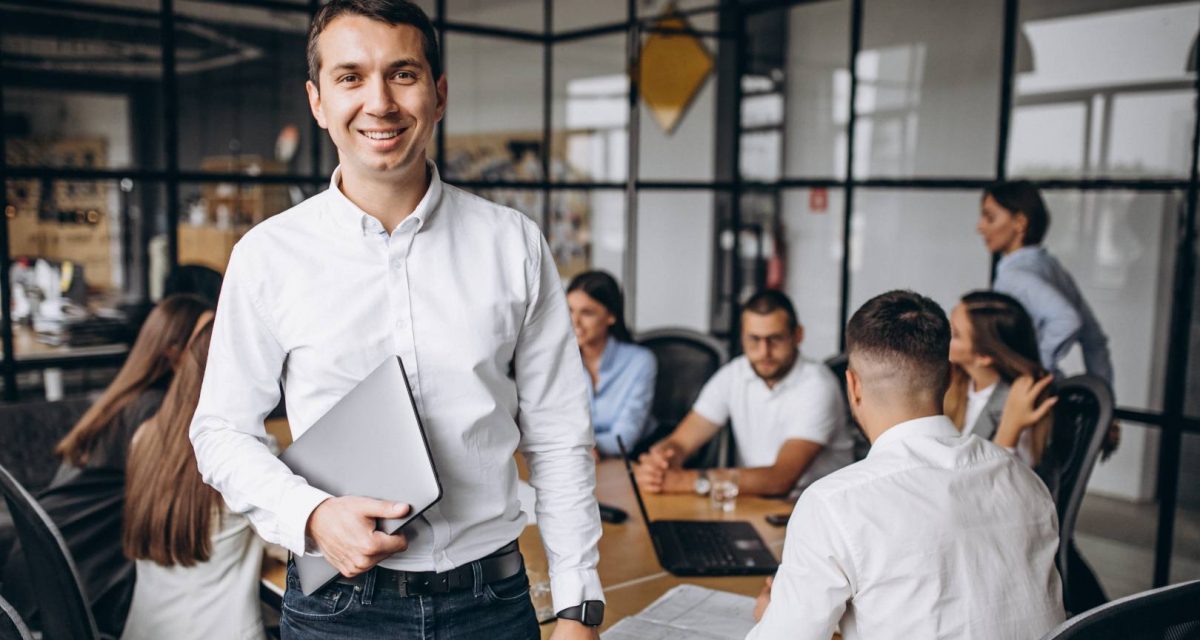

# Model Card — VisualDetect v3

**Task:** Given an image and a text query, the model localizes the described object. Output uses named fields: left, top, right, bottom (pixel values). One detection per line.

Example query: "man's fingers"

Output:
left=356, top=498, right=411, bottom=520
left=369, top=530, right=410, bottom=556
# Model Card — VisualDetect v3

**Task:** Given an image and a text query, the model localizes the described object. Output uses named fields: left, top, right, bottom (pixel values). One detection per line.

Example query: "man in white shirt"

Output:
left=188, top=2, right=602, bottom=638
left=747, top=290, right=1064, bottom=640
left=634, top=290, right=852, bottom=498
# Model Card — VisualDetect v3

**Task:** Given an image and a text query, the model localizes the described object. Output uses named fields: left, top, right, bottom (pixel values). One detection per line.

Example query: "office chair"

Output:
left=0, top=398, right=91, bottom=493
left=0, top=462, right=103, bottom=640
left=1039, top=579, right=1200, bottom=640
left=1040, top=374, right=1114, bottom=614
left=0, top=595, right=33, bottom=640
left=822, top=354, right=869, bottom=461
left=635, top=328, right=730, bottom=466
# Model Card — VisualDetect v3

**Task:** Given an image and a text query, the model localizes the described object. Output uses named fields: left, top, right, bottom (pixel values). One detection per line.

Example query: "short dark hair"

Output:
left=307, top=0, right=442, bottom=88
left=741, top=289, right=798, bottom=330
left=984, top=180, right=1050, bottom=245
left=567, top=270, right=632, bottom=343
left=845, top=290, right=950, bottom=394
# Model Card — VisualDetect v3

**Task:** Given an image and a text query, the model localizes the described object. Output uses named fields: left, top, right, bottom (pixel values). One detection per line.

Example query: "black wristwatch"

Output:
left=556, top=600, right=605, bottom=627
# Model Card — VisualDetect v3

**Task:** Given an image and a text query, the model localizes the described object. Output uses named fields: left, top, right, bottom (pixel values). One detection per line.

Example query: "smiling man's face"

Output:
left=306, top=15, right=446, bottom=184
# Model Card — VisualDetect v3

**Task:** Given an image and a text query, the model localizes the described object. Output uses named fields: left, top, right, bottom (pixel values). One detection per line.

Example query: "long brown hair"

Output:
left=123, top=318, right=222, bottom=567
left=945, top=290, right=1052, bottom=463
left=56, top=294, right=213, bottom=466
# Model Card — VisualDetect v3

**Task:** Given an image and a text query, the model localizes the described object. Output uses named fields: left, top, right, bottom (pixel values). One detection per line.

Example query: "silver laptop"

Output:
left=279, top=356, right=442, bottom=595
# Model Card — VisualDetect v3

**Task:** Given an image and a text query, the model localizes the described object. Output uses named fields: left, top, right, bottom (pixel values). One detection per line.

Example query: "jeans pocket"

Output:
left=483, top=568, right=531, bottom=603
left=282, top=564, right=357, bottom=621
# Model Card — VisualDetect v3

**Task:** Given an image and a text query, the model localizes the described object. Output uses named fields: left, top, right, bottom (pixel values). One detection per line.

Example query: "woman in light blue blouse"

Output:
left=566, top=271, right=657, bottom=458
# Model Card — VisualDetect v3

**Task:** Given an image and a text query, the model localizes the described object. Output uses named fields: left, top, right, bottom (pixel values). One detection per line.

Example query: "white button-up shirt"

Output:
left=189, top=164, right=602, bottom=611
left=692, top=355, right=853, bottom=495
left=747, top=415, right=1064, bottom=640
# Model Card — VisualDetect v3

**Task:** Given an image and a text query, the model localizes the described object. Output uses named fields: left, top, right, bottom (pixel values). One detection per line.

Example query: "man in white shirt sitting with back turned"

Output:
left=747, top=289, right=1064, bottom=640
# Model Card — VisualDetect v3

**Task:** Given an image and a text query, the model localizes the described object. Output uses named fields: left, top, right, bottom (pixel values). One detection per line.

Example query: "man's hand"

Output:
left=634, top=441, right=683, bottom=493
left=753, top=576, right=773, bottom=622
left=550, top=619, right=600, bottom=640
left=305, top=496, right=411, bottom=577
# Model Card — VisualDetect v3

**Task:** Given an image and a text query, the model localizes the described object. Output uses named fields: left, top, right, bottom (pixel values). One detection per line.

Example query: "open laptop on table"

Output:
left=617, top=438, right=778, bottom=576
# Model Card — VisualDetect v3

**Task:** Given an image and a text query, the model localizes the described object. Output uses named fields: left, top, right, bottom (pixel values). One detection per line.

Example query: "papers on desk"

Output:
left=601, top=584, right=757, bottom=640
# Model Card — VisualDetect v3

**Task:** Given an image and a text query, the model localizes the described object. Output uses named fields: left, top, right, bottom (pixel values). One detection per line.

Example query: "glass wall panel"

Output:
left=443, top=34, right=544, bottom=182
left=779, top=0, right=850, bottom=180
left=175, top=2, right=317, bottom=176
left=1038, top=190, right=1180, bottom=414
left=461, top=188, right=543, bottom=230
left=549, top=189, right=625, bottom=285
left=635, top=190, right=713, bottom=333
left=854, top=0, right=1002, bottom=178
left=638, top=0, right=719, bottom=18
left=1174, top=428, right=1200, bottom=589
left=552, top=34, right=628, bottom=183
left=5, top=178, right=165, bottom=359
left=1075, top=433, right=1160, bottom=599
left=1009, top=1, right=1199, bottom=179
left=637, top=11, right=718, bottom=182
left=176, top=180, right=323, bottom=277
left=847, top=189, right=989, bottom=315
left=554, top=0, right=625, bottom=33
left=780, top=188, right=844, bottom=361
left=1, top=3, right=164, bottom=170
left=448, top=0, right=542, bottom=32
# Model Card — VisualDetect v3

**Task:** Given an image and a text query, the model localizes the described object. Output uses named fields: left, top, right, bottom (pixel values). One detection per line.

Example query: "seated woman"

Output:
left=121, top=315, right=265, bottom=640
left=0, top=293, right=213, bottom=636
left=945, top=290, right=1055, bottom=467
left=566, top=271, right=657, bottom=457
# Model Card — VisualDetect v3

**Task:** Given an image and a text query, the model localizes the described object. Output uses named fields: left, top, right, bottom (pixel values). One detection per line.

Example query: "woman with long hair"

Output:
left=945, top=290, right=1055, bottom=466
left=566, top=270, right=657, bottom=457
left=121, top=316, right=265, bottom=640
left=0, top=293, right=213, bottom=636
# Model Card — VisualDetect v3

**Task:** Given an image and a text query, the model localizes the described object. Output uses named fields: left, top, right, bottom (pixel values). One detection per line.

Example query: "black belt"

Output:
left=334, top=540, right=523, bottom=597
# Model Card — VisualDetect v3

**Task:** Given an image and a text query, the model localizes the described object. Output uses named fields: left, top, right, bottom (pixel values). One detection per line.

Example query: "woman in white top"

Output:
left=120, top=316, right=265, bottom=640
left=945, top=290, right=1056, bottom=467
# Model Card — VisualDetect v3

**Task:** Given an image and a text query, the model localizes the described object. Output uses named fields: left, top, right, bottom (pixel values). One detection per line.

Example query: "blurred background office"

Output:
left=0, top=0, right=1196, bottom=607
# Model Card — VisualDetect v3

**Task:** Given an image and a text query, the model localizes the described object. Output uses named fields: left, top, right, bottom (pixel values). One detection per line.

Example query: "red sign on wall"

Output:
left=809, top=188, right=828, bottom=213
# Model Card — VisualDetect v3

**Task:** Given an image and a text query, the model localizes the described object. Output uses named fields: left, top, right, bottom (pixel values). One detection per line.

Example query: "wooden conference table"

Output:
left=262, top=420, right=791, bottom=636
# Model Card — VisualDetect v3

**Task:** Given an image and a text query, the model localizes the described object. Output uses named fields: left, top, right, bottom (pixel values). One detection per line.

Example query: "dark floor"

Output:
left=1075, top=493, right=1200, bottom=598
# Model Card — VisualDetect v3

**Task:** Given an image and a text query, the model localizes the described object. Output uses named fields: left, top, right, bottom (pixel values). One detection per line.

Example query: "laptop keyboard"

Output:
left=673, top=523, right=739, bottom=568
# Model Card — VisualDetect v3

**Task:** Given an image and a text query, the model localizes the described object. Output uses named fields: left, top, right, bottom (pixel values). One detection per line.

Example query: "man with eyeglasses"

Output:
left=634, top=290, right=852, bottom=499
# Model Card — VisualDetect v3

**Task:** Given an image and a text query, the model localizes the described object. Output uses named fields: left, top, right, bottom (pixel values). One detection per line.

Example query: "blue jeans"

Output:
left=280, top=558, right=540, bottom=640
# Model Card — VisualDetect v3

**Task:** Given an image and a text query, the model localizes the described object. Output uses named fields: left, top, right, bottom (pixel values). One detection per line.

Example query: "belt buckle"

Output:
left=405, top=571, right=450, bottom=596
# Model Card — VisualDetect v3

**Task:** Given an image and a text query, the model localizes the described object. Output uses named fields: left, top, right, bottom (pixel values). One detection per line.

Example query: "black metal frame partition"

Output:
left=0, top=0, right=1196, bottom=590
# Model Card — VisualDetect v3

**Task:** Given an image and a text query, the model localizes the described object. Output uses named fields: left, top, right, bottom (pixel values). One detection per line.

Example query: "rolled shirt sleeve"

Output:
left=189, top=242, right=331, bottom=556
left=514, top=233, right=604, bottom=612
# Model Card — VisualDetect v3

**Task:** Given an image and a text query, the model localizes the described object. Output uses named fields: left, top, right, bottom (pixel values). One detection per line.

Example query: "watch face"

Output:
left=582, top=601, right=604, bottom=626
left=694, top=476, right=711, bottom=495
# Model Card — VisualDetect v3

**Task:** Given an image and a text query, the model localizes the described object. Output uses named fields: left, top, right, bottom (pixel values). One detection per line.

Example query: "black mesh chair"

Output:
left=0, top=398, right=91, bottom=493
left=1040, top=579, right=1200, bottom=640
left=0, top=595, right=33, bottom=640
left=634, top=328, right=729, bottom=466
left=822, top=354, right=869, bottom=461
left=0, top=462, right=102, bottom=640
left=1039, top=374, right=1114, bottom=614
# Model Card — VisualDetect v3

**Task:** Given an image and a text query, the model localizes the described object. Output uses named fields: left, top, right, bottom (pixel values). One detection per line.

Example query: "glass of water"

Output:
left=709, top=468, right=740, bottom=513
left=526, top=567, right=555, bottom=624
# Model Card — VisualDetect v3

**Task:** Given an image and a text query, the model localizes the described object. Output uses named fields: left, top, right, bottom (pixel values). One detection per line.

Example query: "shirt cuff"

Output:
left=549, top=568, right=605, bottom=614
left=280, top=483, right=333, bottom=556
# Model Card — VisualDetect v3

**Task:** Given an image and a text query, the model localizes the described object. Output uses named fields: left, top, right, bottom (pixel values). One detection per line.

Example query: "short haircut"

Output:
left=845, top=290, right=951, bottom=395
left=741, top=289, right=798, bottom=330
left=984, top=180, right=1050, bottom=245
left=307, top=0, right=442, bottom=87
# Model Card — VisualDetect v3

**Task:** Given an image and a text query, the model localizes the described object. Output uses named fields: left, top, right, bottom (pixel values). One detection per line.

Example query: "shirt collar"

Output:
left=326, top=161, right=444, bottom=238
left=996, top=246, right=1043, bottom=272
left=597, top=336, right=620, bottom=376
left=868, top=414, right=961, bottom=456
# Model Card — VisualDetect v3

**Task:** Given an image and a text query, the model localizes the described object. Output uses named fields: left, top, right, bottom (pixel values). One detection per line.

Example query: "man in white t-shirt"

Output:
left=634, top=291, right=852, bottom=498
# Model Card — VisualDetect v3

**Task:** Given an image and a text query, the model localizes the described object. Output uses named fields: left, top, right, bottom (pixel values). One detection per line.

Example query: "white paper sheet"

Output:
left=601, top=584, right=758, bottom=640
